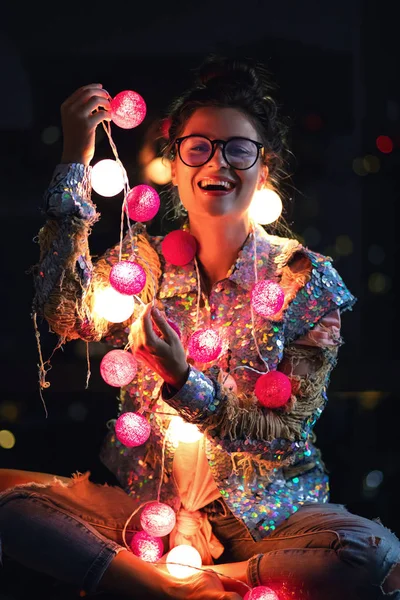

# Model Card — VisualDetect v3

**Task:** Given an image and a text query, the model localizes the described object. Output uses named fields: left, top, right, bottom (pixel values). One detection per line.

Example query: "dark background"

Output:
left=1, top=0, right=400, bottom=540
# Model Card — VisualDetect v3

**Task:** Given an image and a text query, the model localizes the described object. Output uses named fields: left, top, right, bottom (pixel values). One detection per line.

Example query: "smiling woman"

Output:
left=1, top=55, right=400, bottom=600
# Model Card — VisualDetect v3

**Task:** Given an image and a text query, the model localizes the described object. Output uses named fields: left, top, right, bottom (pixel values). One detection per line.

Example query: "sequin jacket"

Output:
left=34, top=163, right=357, bottom=541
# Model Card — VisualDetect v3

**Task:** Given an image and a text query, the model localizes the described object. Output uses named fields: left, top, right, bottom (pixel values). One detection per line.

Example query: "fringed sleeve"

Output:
left=33, top=163, right=161, bottom=344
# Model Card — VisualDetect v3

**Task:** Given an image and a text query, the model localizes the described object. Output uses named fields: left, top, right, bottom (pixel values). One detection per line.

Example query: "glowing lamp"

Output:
left=126, top=184, right=160, bottom=222
left=140, top=502, right=176, bottom=537
left=92, top=286, right=135, bottom=322
left=251, top=280, right=285, bottom=318
left=243, top=586, right=279, bottom=600
left=249, top=188, right=283, bottom=225
left=168, top=416, right=203, bottom=444
left=188, top=329, right=222, bottom=363
left=166, top=545, right=202, bottom=579
left=91, top=159, right=125, bottom=197
left=100, top=349, right=138, bottom=387
left=109, top=261, right=146, bottom=295
left=130, top=531, right=164, bottom=563
left=110, top=90, right=147, bottom=129
left=254, top=371, right=292, bottom=409
left=161, top=230, right=197, bottom=266
left=145, top=157, right=172, bottom=185
left=115, top=412, right=151, bottom=447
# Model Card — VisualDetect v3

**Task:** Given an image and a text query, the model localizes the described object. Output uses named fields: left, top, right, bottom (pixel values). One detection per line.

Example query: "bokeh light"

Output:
left=363, top=154, right=380, bottom=173
left=41, top=125, right=60, bottom=145
left=376, top=135, right=393, bottom=154
left=145, top=157, right=172, bottom=185
left=0, top=401, right=19, bottom=422
left=368, top=272, right=391, bottom=294
left=335, top=235, right=353, bottom=257
left=0, top=430, right=16, bottom=449
left=352, top=157, right=368, bottom=176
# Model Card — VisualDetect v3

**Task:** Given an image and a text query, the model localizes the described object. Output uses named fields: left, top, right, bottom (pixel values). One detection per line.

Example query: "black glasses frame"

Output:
left=175, top=135, right=264, bottom=170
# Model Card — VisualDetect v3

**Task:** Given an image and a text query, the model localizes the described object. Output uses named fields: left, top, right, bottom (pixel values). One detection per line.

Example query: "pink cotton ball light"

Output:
left=140, top=502, right=176, bottom=537
left=130, top=531, right=164, bottom=563
left=115, top=412, right=151, bottom=447
left=244, top=586, right=279, bottom=600
left=110, top=90, right=147, bottom=129
left=109, top=261, right=146, bottom=295
left=100, top=349, right=138, bottom=387
left=251, top=280, right=285, bottom=318
left=254, top=371, right=292, bottom=409
left=126, top=185, right=160, bottom=222
left=161, top=230, right=197, bottom=266
left=188, top=329, right=222, bottom=363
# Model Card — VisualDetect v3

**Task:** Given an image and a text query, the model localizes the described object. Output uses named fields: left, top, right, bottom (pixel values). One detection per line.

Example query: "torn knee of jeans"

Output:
left=382, top=562, right=400, bottom=595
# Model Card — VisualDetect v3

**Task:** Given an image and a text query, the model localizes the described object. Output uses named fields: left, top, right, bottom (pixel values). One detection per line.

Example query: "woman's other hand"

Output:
left=60, top=83, right=111, bottom=165
left=131, top=304, right=189, bottom=389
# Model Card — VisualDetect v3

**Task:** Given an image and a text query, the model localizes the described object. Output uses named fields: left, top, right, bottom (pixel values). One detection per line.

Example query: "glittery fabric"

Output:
left=37, top=163, right=357, bottom=541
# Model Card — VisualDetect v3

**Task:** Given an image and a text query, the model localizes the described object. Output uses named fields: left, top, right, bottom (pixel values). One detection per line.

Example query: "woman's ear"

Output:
left=257, top=166, right=269, bottom=190
left=171, top=160, right=177, bottom=186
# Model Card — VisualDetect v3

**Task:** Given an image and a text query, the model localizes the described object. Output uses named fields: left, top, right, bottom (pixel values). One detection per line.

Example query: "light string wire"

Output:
left=101, top=121, right=157, bottom=304
left=250, top=220, right=270, bottom=373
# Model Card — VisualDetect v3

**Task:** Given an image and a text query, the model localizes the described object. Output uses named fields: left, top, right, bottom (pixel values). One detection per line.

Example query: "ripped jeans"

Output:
left=1, top=477, right=400, bottom=599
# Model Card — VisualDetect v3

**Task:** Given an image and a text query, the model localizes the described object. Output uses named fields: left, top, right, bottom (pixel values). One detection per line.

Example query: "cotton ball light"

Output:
left=100, top=349, right=138, bottom=387
left=110, top=90, right=147, bottom=129
left=92, top=286, right=135, bottom=323
left=115, top=412, right=151, bottom=447
left=140, top=502, right=176, bottom=537
left=130, top=531, right=164, bottom=563
left=166, top=545, right=202, bottom=579
left=243, top=586, right=279, bottom=600
left=251, top=280, right=285, bottom=318
left=91, top=159, right=125, bottom=197
left=126, top=184, right=160, bottom=222
left=168, top=416, right=203, bottom=444
left=188, top=329, right=222, bottom=363
left=109, top=261, right=146, bottom=295
left=249, top=188, right=282, bottom=225
left=161, top=230, right=197, bottom=266
left=254, top=371, right=292, bottom=409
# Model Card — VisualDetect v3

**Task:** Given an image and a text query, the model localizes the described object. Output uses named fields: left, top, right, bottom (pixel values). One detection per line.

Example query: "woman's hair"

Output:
left=160, top=54, right=294, bottom=236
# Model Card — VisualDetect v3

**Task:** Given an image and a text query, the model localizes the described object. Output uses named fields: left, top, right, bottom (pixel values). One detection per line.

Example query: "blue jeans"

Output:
left=1, top=485, right=400, bottom=599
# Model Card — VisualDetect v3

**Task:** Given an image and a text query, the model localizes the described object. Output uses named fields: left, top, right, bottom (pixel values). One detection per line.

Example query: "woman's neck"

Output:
left=188, top=215, right=251, bottom=290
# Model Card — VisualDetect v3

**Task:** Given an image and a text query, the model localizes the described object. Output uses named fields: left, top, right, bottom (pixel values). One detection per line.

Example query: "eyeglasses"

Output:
left=175, top=135, right=264, bottom=170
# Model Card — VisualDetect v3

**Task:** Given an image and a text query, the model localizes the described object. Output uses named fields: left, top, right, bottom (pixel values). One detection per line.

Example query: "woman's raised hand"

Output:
left=60, top=83, right=111, bottom=166
left=131, top=304, right=190, bottom=390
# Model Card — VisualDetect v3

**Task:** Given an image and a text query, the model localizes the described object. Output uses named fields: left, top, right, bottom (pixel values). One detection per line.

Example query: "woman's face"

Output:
left=171, top=107, right=267, bottom=220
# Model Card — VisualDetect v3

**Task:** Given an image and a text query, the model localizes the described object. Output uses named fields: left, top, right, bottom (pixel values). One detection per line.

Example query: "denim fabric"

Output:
left=207, top=502, right=400, bottom=599
left=0, top=492, right=124, bottom=594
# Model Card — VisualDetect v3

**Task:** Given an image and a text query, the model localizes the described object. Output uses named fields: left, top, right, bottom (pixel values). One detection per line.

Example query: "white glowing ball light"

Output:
left=140, top=502, right=176, bottom=538
left=115, top=412, right=151, bottom=448
left=130, top=530, right=164, bottom=563
left=166, top=545, right=202, bottom=579
left=91, top=159, right=125, bottom=197
left=100, top=349, right=138, bottom=387
left=168, top=416, right=204, bottom=444
left=243, top=586, right=279, bottom=600
left=92, top=286, right=135, bottom=323
left=109, top=261, right=146, bottom=295
left=251, top=281, right=285, bottom=318
left=249, top=188, right=283, bottom=225
left=187, top=329, right=222, bottom=363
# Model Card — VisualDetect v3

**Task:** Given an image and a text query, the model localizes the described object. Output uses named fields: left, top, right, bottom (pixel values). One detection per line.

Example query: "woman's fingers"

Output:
left=150, top=306, right=178, bottom=344
left=62, top=83, right=105, bottom=107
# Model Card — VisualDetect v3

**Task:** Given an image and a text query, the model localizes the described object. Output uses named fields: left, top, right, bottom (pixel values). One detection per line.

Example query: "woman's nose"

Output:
left=208, top=144, right=229, bottom=167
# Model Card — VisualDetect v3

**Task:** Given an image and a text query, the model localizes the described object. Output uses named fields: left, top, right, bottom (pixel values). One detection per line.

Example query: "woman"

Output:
left=1, top=56, right=400, bottom=600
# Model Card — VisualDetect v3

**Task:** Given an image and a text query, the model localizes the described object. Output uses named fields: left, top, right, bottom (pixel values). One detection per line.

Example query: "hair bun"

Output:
left=196, top=56, right=263, bottom=93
